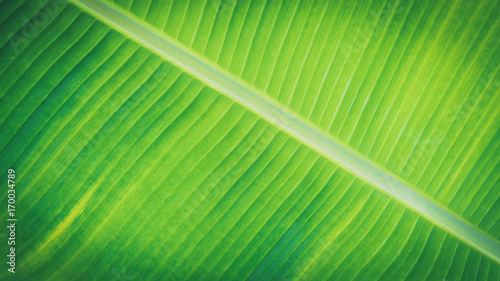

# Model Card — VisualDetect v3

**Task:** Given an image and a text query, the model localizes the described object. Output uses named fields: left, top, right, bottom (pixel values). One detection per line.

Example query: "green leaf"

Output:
left=0, top=0, right=499, bottom=280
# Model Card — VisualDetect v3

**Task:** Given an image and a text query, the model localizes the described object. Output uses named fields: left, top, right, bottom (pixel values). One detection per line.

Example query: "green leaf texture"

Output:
left=0, top=0, right=499, bottom=280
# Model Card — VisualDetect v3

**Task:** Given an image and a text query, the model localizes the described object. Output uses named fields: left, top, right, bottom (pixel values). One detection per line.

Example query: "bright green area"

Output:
left=101, top=0, right=500, bottom=237
left=0, top=0, right=499, bottom=280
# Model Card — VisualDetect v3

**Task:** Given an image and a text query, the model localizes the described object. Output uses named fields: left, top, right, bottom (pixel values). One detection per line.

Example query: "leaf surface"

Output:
left=0, top=0, right=499, bottom=280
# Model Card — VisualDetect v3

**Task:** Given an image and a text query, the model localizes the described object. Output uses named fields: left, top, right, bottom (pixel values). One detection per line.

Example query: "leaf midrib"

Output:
left=69, top=0, right=500, bottom=263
